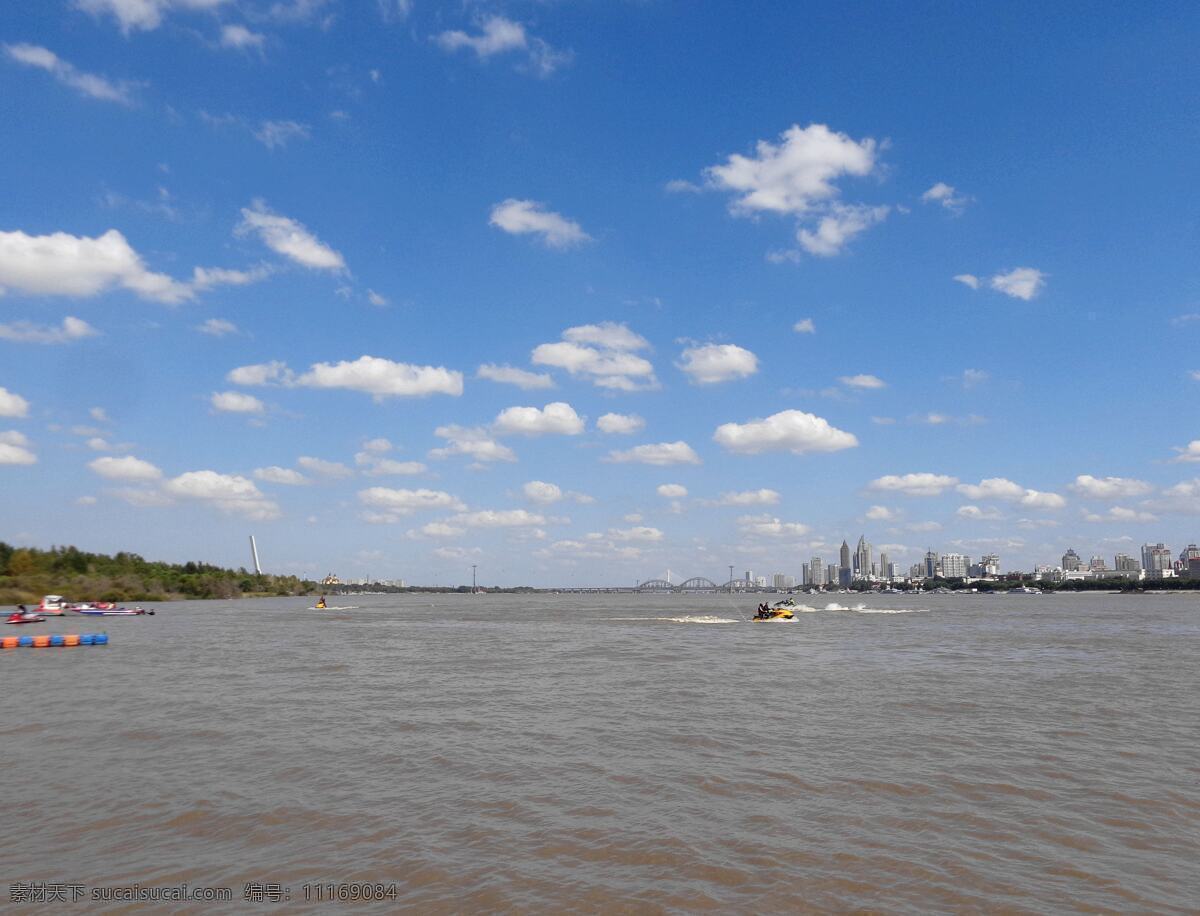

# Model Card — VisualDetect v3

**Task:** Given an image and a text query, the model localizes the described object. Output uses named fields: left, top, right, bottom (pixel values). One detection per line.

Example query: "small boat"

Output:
left=71, top=606, right=151, bottom=616
left=37, top=595, right=69, bottom=616
left=752, top=598, right=797, bottom=621
left=6, top=610, right=45, bottom=625
left=1007, top=585, right=1043, bottom=595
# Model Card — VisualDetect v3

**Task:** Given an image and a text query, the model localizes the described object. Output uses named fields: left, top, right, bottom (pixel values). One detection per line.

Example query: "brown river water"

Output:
left=2, top=592, right=1198, bottom=913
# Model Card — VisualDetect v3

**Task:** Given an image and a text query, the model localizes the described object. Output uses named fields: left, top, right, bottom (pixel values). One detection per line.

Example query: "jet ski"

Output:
left=6, top=610, right=45, bottom=625
left=71, top=606, right=151, bottom=616
left=752, top=598, right=797, bottom=621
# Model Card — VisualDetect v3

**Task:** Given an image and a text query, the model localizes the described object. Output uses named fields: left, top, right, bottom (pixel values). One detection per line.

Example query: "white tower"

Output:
left=249, top=535, right=262, bottom=575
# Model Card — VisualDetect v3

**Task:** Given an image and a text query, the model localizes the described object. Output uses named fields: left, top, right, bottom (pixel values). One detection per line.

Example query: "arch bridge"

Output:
left=636, top=577, right=747, bottom=592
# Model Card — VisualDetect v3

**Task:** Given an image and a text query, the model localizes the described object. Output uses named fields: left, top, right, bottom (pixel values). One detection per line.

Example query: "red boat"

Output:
left=6, top=611, right=45, bottom=625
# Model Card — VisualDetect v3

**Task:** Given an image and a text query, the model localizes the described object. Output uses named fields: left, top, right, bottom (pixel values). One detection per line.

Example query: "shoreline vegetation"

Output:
left=1, top=544, right=1196, bottom=605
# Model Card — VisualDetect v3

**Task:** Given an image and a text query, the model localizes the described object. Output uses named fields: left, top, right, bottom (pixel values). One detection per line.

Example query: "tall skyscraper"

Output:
left=854, top=535, right=872, bottom=580
left=1062, top=549, right=1081, bottom=571
left=1114, top=553, right=1140, bottom=572
left=879, top=551, right=890, bottom=581
left=924, top=550, right=938, bottom=578
left=1141, top=543, right=1172, bottom=573
left=839, top=541, right=852, bottom=587
left=940, top=553, right=969, bottom=579
left=808, top=556, right=824, bottom=588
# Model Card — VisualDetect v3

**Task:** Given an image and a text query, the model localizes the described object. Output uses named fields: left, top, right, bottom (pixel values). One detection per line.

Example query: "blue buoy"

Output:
left=17, top=635, right=33, bottom=647
left=93, top=633, right=108, bottom=645
left=80, top=634, right=94, bottom=645
left=50, top=634, right=65, bottom=647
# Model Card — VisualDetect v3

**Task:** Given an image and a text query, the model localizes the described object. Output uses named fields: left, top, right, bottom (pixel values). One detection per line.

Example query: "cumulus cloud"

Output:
left=434, top=15, right=569, bottom=76
left=736, top=513, right=811, bottom=538
left=429, top=425, right=516, bottom=464
left=990, top=267, right=1045, bottom=301
left=492, top=402, right=584, bottom=436
left=210, top=390, right=265, bottom=414
left=75, top=0, right=231, bottom=33
left=228, top=356, right=462, bottom=400
left=220, top=23, right=265, bottom=50
left=253, top=466, right=309, bottom=485
left=865, top=505, right=895, bottom=520
left=4, top=42, right=135, bottom=105
left=1020, top=489, right=1066, bottom=509
left=236, top=200, right=345, bottom=271
left=793, top=318, right=815, bottom=334
left=196, top=318, right=238, bottom=337
left=702, top=123, right=886, bottom=257
left=607, top=525, right=663, bottom=542
left=839, top=373, right=886, bottom=390
left=711, top=489, right=781, bottom=506
left=869, top=473, right=958, bottom=497
left=0, top=388, right=31, bottom=418
left=163, top=469, right=279, bottom=520
left=1069, top=475, right=1152, bottom=499
left=532, top=323, right=656, bottom=391
left=955, top=477, right=1065, bottom=509
left=226, top=361, right=290, bottom=386
left=0, top=227, right=193, bottom=303
left=297, top=456, right=353, bottom=478
left=407, top=522, right=465, bottom=539
left=489, top=199, right=589, bottom=249
left=354, top=446, right=426, bottom=477
left=921, top=182, right=970, bottom=213
left=87, top=455, right=163, bottom=482
left=605, top=441, right=701, bottom=466
left=656, top=483, right=688, bottom=499
left=451, top=509, right=547, bottom=528
left=0, top=430, right=36, bottom=465
left=358, top=486, right=465, bottom=520
left=713, top=409, right=858, bottom=456
left=1170, top=440, right=1200, bottom=463
left=1084, top=506, right=1158, bottom=523
left=596, top=412, right=644, bottom=435
left=477, top=364, right=554, bottom=390
left=677, top=343, right=758, bottom=384
left=523, top=480, right=563, bottom=504
left=953, top=274, right=980, bottom=290
left=957, top=505, right=1004, bottom=520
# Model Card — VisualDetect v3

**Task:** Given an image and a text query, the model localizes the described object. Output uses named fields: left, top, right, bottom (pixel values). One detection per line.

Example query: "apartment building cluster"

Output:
left=1036, top=543, right=1200, bottom=583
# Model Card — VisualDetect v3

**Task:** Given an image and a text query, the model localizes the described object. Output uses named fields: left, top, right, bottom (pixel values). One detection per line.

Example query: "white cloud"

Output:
left=796, top=203, right=889, bottom=257
left=961, top=369, right=988, bottom=388
left=190, top=264, right=272, bottom=292
left=839, top=373, right=886, bottom=390
left=489, top=199, right=590, bottom=249
left=1069, top=475, right=1152, bottom=499
left=477, top=364, right=554, bottom=390
left=0, top=388, right=30, bottom=418
left=0, top=430, right=36, bottom=465
left=429, top=425, right=516, bottom=464
left=596, top=412, right=644, bottom=435
left=210, top=390, right=265, bottom=414
left=793, top=318, right=815, bottom=334
left=89, top=407, right=108, bottom=422
left=677, top=343, right=758, bottom=384
left=953, top=274, right=980, bottom=290
left=75, top=0, right=231, bottom=33
left=358, top=487, right=465, bottom=519
left=736, top=513, right=810, bottom=538
left=523, top=480, right=562, bottom=504
left=88, top=455, right=162, bottom=481
left=196, top=318, right=238, bottom=337
left=354, top=448, right=426, bottom=476
left=297, top=456, right=353, bottom=478
left=957, top=505, right=1004, bottom=520
left=1084, top=506, right=1158, bottom=523
left=906, top=521, right=942, bottom=533
left=705, top=123, right=879, bottom=217
left=956, top=478, right=1026, bottom=501
left=492, top=402, right=584, bottom=436
left=1170, top=440, right=1200, bottom=463
left=865, top=505, right=895, bottom=520
left=990, top=267, right=1046, bottom=301
left=236, top=200, right=345, bottom=271
left=713, top=409, right=858, bottom=456
left=253, top=120, right=310, bottom=150
left=220, top=24, right=265, bottom=50
left=869, top=473, right=958, bottom=497
left=1020, top=489, right=1066, bottom=509
left=605, top=441, right=701, bottom=466
left=87, top=437, right=112, bottom=451
left=532, top=323, right=656, bottom=391
left=365, top=289, right=388, bottom=307
left=163, top=469, right=279, bottom=519
left=451, top=509, right=547, bottom=528
left=408, top=522, right=465, bottom=539
left=227, top=360, right=291, bottom=386
left=712, top=489, right=780, bottom=506
left=4, top=42, right=134, bottom=105
left=665, top=179, right=702, bottom=194
left=656, top=483, right=688, bottom=499
left=293, top=356, right=463, bottom=400
left=434, top=16, right=569, bottom=76
left=0, top=228, right=192, bottom=303
left=254, top=466, right=309, bottom=485
left=606, top=525, right=663, bottom=542
left=921, top=182, right=970, bottom=213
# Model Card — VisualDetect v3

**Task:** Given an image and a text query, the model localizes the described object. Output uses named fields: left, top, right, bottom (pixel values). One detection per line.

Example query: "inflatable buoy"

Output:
left=1, top=636, right=17, bottom=649
left=64, top=634, right=79, bottom=647
left=3, top=633, right=108, bottom=648
left=93, top=633, right=108, bottom=645
left=33, top=635, right=50, bottom=648
left=18, top=635, right=33, bottom=647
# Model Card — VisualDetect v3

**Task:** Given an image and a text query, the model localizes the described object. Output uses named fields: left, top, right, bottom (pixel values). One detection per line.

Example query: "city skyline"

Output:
left=1, top=3, right=1199, bottom=586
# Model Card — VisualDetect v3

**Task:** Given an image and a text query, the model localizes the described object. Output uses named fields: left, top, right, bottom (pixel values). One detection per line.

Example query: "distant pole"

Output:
left=471, top=564, right=477, bottom=594
left=729, top=564, right=734, bottom=594
left=249, top=535, right=262, bottom=575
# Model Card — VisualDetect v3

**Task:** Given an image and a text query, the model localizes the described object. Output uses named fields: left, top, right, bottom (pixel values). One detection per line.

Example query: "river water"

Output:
left=2, top=592, right=1198, bottom=912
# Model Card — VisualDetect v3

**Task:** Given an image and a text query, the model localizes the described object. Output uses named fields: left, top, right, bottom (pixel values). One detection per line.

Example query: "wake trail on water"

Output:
left=610, top=616, right=740, bottom=624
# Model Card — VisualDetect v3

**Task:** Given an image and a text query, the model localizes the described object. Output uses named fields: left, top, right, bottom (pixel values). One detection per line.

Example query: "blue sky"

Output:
left=1, top=0, right=1198, bottom=585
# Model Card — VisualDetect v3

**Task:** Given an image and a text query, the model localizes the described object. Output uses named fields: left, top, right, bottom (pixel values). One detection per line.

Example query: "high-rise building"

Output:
left=839, top=541, right=852, bottom=587
left=1180, top=544, right=1200, bottom=566
left=1062, top=549, right=1081, bottom=571
left=924, top=550, right=938, bottom=578
left=941, top=553, right=969, bottom=579
left=808, top=557, right=824, bottom=588
left=1089, top=556, right=1107, bottom=572
left=854, top=535, right=872, bottom=580
left=981, top=554, right=1000, bottom=576
left=773, top=574, right=794, bottom=589
left=879, top=551, right=890, bottom=581
left=1114, top=553, right=1140, bottom=572
left=1142, top=543, right=1172, bottom=572
left=745, top=570, right=752, bottom=585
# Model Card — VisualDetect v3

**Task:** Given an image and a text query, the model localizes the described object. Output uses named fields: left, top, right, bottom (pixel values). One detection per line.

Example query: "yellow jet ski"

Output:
left=752, top=599, right=796, bottom=621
